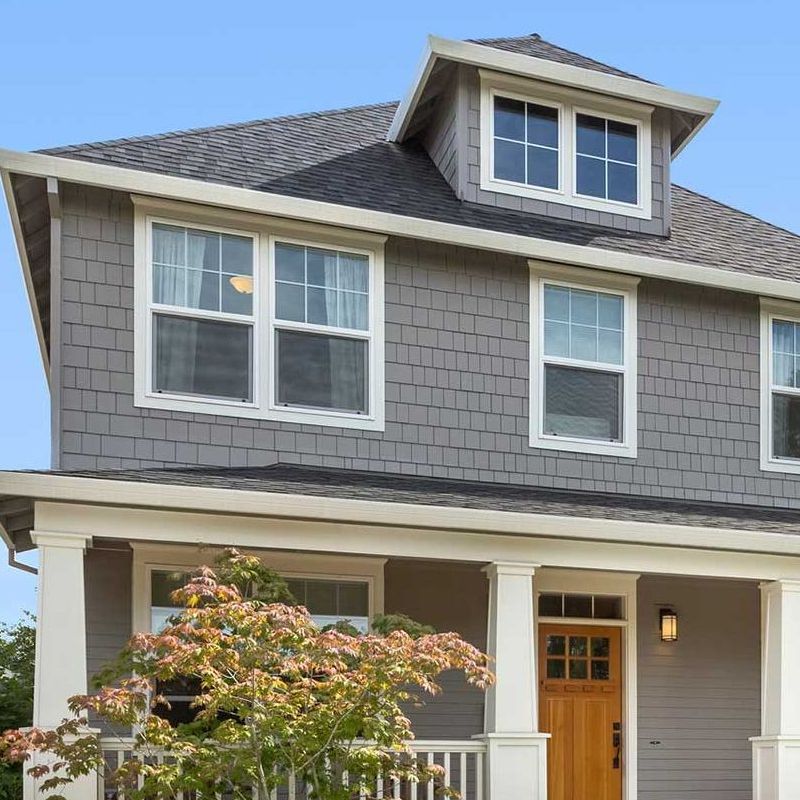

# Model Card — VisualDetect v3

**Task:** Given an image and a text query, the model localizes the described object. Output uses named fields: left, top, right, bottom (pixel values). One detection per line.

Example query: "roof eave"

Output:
left=388, top=35, right=720, bottom=151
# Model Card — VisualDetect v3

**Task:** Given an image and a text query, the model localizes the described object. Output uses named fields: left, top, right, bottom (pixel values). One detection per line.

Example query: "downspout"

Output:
left=8, top=548, right=37, bottom=575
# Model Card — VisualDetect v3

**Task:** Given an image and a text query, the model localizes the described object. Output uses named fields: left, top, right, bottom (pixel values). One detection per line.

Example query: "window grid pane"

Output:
left=285, top=578, right=369, bottom=633
left=575, top=114, right=638, bottom=205
left=275, top=243, right=369, bottom=332
left=772, top=319, right=800, bottom=389
left=152, top=223, right=253, bottom=316
left=493, top=96, right=559, bottom=190
left=543, top=285, right=624, bottom=367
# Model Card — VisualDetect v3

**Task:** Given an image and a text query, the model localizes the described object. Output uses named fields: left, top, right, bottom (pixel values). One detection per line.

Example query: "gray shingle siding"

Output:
left=57, top=182, right=800, bottom=507
left=637, top=575, right=760, bottom=800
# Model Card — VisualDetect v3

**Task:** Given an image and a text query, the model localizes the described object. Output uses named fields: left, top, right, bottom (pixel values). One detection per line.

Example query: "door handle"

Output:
left=612, top=721, right=622, bottom=769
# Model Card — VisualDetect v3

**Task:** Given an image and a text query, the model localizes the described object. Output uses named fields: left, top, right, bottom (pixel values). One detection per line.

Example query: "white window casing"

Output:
left=480, top=70, right=653, bottom=220
left=131, top=543, right=386, bottom=634
left=133, top=199, right=386, bottom=430
left=529, top=261, right=639, bottom=458
left=760, top=298, right=800, bottom=474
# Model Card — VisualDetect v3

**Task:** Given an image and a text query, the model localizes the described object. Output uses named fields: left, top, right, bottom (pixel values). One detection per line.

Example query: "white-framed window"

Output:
left=491, top=93, right=562, bottom=192
left=529, top=262, right=639, bottom=458
left=759, top=299, right=800, bottom=473
left=132, top=546, right=385, bottom=635
left=574, top=110, right=640, bottom=206
left=132, top=200, right=385, bottom=430
left=145, top=219, right=259, bottom=407
left=268, top=237, right=380, bottom=426
left=480, top=70, right=652, bottom=219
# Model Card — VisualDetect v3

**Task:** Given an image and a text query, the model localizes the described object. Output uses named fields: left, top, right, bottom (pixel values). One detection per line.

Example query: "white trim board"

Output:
left=9, top=471, right=800, bottom=558
left=533, top=569, right=638, bottom=800
left=3, top=151, right=800, bottom=307
left=30, top=501, right=800, bottom=581
left=388, top=35, right=718, bottom=152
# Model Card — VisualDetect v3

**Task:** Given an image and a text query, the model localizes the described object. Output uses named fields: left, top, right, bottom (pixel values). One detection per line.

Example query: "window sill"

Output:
left=529, top=433, right=637, bottom=459
left=760, top=457, right=800, bottom=475
left=480, top=175, right=652, bottom=220
left=134, top=390, right=384, bottom=431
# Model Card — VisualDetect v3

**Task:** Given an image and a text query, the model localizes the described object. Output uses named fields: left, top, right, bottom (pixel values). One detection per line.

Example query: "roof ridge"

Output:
left=38, top=100, right=400, bottom=155
left=673, top=183, right=800, bottom=239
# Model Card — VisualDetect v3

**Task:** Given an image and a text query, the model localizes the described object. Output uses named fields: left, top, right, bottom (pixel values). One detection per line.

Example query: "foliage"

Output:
left=0, top=613, right=35, bottom=800
left=1, top=550, right=492, bottom=800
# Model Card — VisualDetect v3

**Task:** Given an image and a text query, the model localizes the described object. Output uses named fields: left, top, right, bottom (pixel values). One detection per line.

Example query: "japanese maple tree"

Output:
left=1, top=550, right=493, bottom=800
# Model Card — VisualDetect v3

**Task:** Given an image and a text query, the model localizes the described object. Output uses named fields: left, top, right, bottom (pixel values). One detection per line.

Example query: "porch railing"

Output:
left=98, top=738, right=485, bottom=800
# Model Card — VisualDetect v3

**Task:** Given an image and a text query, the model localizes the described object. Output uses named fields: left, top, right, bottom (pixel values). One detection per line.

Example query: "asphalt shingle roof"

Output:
left=40, top=101, right=800, bottom=284
left=20, top=463, right=800, bottom=535
left=469, top=33, right=650, bottom=82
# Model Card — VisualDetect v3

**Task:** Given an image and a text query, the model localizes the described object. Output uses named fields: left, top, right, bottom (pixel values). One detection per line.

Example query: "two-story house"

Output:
left=3, top=31, right=800, bottom=800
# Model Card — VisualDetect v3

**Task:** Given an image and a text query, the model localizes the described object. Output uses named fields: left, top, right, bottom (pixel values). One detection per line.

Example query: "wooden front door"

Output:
left=538, top=624, right=623, bottom=800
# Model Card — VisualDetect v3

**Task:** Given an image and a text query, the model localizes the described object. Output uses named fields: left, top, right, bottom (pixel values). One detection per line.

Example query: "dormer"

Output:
left=389, top=34, right=718, bottom=236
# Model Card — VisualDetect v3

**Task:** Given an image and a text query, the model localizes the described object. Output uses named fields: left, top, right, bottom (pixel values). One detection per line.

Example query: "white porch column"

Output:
left=752, top=580, right=800, bottom=800
left=480, top=562, right=549, bottom=800
left=25, top=531, right=96, bottom=800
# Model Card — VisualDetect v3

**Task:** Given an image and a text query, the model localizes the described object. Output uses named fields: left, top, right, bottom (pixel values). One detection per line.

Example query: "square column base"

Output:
left=476, top=732, right=550, bottom=800
left=752, top=736, right=800, bottom=800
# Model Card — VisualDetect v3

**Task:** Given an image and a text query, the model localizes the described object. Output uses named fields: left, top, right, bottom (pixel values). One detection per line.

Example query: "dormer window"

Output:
left=481, top=71, right=652, bottom=219
left=575, top=114, right=638, bottom=205
left=493, top=96, right=560, bottom=190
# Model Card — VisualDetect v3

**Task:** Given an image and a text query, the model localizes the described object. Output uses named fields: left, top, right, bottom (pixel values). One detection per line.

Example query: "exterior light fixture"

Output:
left=228, top=275, right=254, bottom=294
left=659, top=608, right=678, bottom=642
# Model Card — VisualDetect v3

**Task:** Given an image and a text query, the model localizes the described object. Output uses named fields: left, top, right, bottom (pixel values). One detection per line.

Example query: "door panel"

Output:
left=539, top=624, right=623, bottom=800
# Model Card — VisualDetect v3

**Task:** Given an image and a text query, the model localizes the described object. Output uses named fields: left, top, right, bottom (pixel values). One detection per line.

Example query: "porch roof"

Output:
left=4, top=463, right=800, bottom=538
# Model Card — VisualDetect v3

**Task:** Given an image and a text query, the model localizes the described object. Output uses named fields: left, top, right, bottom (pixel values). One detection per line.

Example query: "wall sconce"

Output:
left=660, top=608, right=678, bottom=642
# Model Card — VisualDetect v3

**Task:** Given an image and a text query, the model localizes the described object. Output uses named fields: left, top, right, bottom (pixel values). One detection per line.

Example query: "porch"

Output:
left=21, top=492, right=800, bottom=800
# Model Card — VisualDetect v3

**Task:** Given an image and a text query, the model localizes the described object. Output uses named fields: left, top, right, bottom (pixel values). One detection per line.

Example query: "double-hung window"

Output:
left=529, top=263, right=639, bottom=457
left=760, top=301, right=800, bottom=472
left=148, top=222, right=257, bottom=404
left=134, top=203, right=385, bottom=430
left=270, top=239, right=379, bottom=423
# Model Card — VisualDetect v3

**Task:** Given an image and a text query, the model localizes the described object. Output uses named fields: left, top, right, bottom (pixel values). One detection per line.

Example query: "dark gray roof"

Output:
left=18, top=463, right=800, bottom=535
left=469, top=33, right=650, bottom=82
left=40, top=101, right=800, bottom=283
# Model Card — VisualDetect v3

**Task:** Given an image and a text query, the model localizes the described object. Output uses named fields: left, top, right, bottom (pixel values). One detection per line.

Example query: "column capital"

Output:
left=761, top=579, right=800, bottom=596
left=31, top=530, right=92, bottom=551
left=483, top=561, right=540, bottom=579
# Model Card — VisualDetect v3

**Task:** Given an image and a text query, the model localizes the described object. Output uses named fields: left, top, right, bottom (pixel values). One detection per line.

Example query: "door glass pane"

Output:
left=569, top=659, right=588, bottom=679
left=153, top=314, right=252, bottom=401
left=569, top=636, right=588, bottom=657
left=544, top=365, right=622, bottom=442
left=276, top=330, right=368, bottom=413
left=547, top=659, right=566, bottom=679
left=546, top=635, right=566, bottom=656
left=591, top=637, right=610, bottom=658
left=591, top=660, right=610, bottom=680
left=773, top=394, right=800, bottom=459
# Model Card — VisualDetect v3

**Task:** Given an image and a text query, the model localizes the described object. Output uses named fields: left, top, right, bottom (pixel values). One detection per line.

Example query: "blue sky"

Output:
left=0, top=0, right=798, bottom=623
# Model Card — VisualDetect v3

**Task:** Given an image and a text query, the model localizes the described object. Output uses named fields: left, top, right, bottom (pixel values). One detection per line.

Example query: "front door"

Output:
left=538, top=624, right=623, bottom=800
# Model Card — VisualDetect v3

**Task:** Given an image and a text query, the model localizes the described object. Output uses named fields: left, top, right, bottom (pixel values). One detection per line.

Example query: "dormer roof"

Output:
left=388, top=35, right=718, bottom=156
